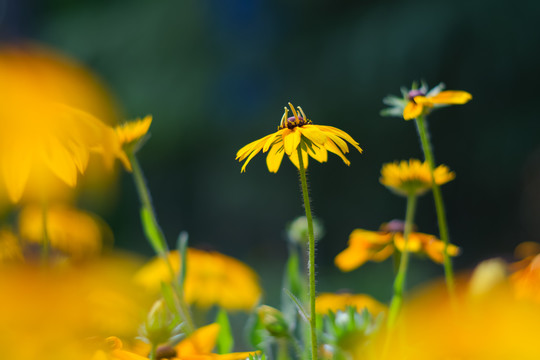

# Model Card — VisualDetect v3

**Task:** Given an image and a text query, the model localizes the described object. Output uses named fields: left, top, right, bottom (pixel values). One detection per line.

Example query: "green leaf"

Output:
left=160, top=282, right=182, bottom=324
left=283, top=288, right=309, bottom=324
left=176, top=231, right=189, bottom=288
left=140, top=207, right=166, bottom=255
left=216, top=308, right=234, bottom=354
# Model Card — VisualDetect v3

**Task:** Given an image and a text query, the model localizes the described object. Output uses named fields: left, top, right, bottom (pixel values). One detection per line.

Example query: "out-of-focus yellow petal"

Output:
left=134, top=249, right=262, bottom=311
left=176, top=323, right=220, bottom=356
left=316, top=293, right=387, bottom=316
left=427, top=90, right=472, bottom=105
left=394, top=233, right=423, bottom=253
left=403, top=101, right=424, bottom=120
left=19, top=204, right=110, bottom=259
left=335, top=246, right=372, bottom=272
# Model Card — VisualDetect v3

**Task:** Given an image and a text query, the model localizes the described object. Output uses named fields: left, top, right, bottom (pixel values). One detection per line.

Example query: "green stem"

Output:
left=387, top=194, right=417, bottom=328
left=415, top=115, right=455, bottom=294
left=128, top=151, right=195, bottom=333
left=296, top=147, right=318, bottom=360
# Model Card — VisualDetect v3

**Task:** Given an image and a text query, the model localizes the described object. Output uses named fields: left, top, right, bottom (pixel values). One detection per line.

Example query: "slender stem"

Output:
left=128, top=151, right=195, bottom=333
left=387, top=194, right=417, bottom=328
left=296, top=147, right=317, bottom=360
left=149, top=345, right=157, bottom=360
left=415, top=115, right=455, bottom=294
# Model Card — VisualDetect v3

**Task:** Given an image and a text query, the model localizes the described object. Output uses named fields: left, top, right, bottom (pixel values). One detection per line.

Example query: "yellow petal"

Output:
left=299, top=125, right=328, bottom=146
left=288, top=147, right=309, bottom=170
left=283, top=128, right=301, bottom=155
left=176, top=323, right=220, bottom=356
left=316, top=125, right=363, bottom=153
left=266, top=143, right=285, bottom=173
left=262, top=129, right=284, bottom=152
left=323, top=139, right=350, bottom=166
left=1, top=145, right=33, bottom=202
left=41, top=136, right=80, bottom=187
left=427, top=90, right=472, bottom=105
left=403, top=101, right=424, bottom=120
left=307, top=143, right=328, bottom=163
left=236, top=134, right=273, bottom=161
left=335, top=246, right=371, bottom=272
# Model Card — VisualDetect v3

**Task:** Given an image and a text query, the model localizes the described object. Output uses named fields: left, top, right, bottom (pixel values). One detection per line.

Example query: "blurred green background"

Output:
left=3, top=0, right=540, bottom=303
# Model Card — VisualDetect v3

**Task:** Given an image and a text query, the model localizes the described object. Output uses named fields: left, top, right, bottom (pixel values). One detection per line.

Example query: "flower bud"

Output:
left=257, top=305, right=289, bottom=338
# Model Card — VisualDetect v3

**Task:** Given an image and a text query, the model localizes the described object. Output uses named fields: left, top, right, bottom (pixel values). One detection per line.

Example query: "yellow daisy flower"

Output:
left=316, top=293, right=387, bottom=317
left=114, top=116, right=153, bottom=171
left=335, top=221, right=459, bottom=272
left=134, top=248, right=262, bottom=311
left=236, top=102, right=362, bottom=173
left=18, top=204, right=111, bottom=259
left=381, top=82, right=472, bottom=120
left=0, top=44, right=121, bottom=203
left=380, top=159, right=455, bottom=196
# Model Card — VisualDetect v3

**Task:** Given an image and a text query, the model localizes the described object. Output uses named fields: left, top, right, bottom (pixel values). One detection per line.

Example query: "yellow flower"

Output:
left=0, top=256, right=151, bottom=360
left=374, top=278, right=540, bottom=360
left=381, top=82, right=472, bottom=120
left=316, top=293, right=387, bottom=317
left=134, top=248, right=262, bottom=311
left=18, top=204, right=111, bottom=259
left=0, top=44, right=121, bottom=203
left=335, top=222, right=459, bottom=272
left=403, top=89, right=472, bottom=120
left=334, top=229, right=394, bottom=271
left=236, top=103, right=362, bottom=173
left=114, top=116, right=153, bottom=171
left=380, top=159, right=455, bottom=196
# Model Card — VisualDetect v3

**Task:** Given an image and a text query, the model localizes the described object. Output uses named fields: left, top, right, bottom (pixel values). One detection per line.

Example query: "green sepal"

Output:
left=216, top=308, right=234, bottom=354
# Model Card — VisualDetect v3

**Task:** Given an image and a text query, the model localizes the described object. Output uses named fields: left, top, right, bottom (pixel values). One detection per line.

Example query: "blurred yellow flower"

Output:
left=403, top=89, right=472, bottom=120
left=114, top=116, right=153, bottom=171
left=334, top=229, right=394, bottom=271
left=375, top=278, right=540, bottom=360
left=316, top=293, right=387, bottom=317
left=18, top=204, right=111, bottom=259
left=381, top=82, right=472, bottom=120
left=0, top=256, right=151, bottom=360
left=335, top=223, right=459, bottom=272
left=236, top=102, right=362, bottom=172
left=380, top=159, right=455, bottom=196
left=0, top=228, right=23, bottom=262
left=0, top=44, right=121, bottom=203
left=134, top=248, right=262, bottom=311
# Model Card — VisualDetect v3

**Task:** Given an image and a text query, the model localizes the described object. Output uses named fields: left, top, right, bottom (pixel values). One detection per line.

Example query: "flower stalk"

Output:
left=414, top=115, right=455, bottom=294
left=296, top=146, right=318, bottom=360
left=127, top=151, right=195, bottom=333
left=387, top=193, right=417, bottom=328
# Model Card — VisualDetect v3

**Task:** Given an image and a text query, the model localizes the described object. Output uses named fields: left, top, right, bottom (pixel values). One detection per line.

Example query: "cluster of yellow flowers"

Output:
left=2, top=40, right=540, bottom=360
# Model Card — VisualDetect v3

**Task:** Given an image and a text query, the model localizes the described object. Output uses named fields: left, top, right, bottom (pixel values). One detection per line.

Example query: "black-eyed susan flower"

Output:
left=316, top=293, right=387, bottom=317
left=335, top=221, right=459, bottom=272
left=381, top=82, right=472, bottom=120
left=0, top=256, right=151, bottom=360
left=18, top=204, right=111, bottom=259
left=380, top=159, right=455, bottom=196
left=236, top=103, right=362, bottom=172
left=0, top=44, right=122, bottom=204
left=134, top=248, right=262, bottom=311
left=114, top=116, right=153, bottom=171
